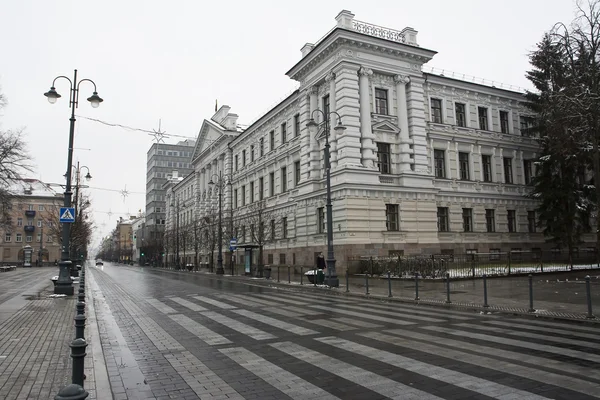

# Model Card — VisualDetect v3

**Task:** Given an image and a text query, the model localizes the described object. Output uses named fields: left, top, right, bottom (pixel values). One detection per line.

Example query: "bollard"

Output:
left=74, top=314, right=86, bottom=339
left=345, top=268, right=349, bottom=293
left=288, top=266, right=291, bottom=284
left=54, top=383, right=88, bottom=400
left=300, top=267, right=303, bottom=285
left=365, top=274, right=369, bottom=295
left=70, top=338, right=87, bottom=387
left=528, top=274, right=535, bottom=313
left=76, top=302, right=85, bottom=316
left=483, top=274, right=489, bottom=308
left=277, top=266, right=280, bottom=283
left=314, top=268, right=317, bottom=287
left=445, top=273, right=451, bottom=304
left=78, top=292, right=85, bottom=303
left=415, top=273, right=420, bottom=301
left=387, top=271, right=392, bottom=298
left=586, top=275, right=594, bottom=319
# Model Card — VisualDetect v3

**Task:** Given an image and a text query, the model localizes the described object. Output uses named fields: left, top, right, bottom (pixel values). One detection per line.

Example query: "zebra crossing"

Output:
left=136, top=289, right=600, bottom=399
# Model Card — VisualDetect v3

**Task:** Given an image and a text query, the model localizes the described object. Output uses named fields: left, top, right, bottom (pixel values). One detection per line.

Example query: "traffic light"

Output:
left=141, top=252, right=144, bottom=256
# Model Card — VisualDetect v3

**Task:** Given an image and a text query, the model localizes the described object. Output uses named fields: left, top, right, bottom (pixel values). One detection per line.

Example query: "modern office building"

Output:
left=166, top=10, right=595, bottom=271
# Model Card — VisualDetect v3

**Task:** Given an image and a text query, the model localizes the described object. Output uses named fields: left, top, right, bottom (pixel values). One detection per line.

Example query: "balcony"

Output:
left=24, top=225, right=35, bottom=232
left=25, top=210, right=36, bottom=218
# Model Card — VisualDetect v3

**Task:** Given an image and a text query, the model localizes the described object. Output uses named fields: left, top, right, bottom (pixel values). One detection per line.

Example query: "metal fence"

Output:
left=347, top=250, right=600, bottom=279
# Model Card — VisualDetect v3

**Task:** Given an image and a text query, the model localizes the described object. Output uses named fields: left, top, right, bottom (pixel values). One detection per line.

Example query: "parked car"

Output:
left=95, top=260, right=104, bottom=266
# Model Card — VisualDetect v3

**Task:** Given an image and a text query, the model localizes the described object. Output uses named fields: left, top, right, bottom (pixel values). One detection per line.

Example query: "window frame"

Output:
left=376, top=142, right=391, bottom=174
left=281, top=122, right=287, bottom=144
left=485, top=209, right=496, bottom=233
left=503, top=157, right=513, bottom=184
left=385, top=204, right=399, bottom=231
left=437, top=207, right=449, bottom=232
left=507, top=209, right=516, bottom=233
left=482, top=155, right=492, bottom=182
left=462, top=208, right=473, bottom=232
left=269, top=130, right=275, bottom=151
left=317, top=207, right=325, bottom=234
left=458, top=152, right=470, bottom=180
left=455, top=102, right=466, bottom=127
left=434, top=149, right=446, bottom=178
left=499, top=110, right=510, bottom=134
left=281, top=167, right=287, bottom=192
left=430, top=98, right=443, bottom=123
left=294, top=114, right=300, bottom=137
left=528, top=211, right=537, bottom=233
left=294, top=161, right=301, bottom=185
left=375, top=88, right=389, bottom=115
left=478, top=106, right=488, bottom=131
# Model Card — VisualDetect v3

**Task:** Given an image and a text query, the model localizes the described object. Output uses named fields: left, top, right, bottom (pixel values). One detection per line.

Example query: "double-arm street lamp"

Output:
left=208, top=171, right=233, bottom=275
left=307, top=110, right=346, bottom=287
left=44, top=69, right=103, bottom=295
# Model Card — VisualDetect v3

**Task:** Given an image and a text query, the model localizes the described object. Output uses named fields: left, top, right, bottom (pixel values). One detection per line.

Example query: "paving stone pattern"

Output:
left=89, top=264, right=600, bottom=399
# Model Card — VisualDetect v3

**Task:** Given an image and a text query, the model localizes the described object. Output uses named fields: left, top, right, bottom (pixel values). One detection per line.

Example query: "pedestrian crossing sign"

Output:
left=59, top=207, right=76, bottom=223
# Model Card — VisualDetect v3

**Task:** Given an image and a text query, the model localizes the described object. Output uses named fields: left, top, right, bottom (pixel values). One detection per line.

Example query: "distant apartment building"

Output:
left=145, top=140, right=195, bottom=254
left=0, top=179, right=63, bottom=264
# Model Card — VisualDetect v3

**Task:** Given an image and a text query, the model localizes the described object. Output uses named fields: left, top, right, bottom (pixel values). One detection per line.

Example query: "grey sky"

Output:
left=0, top=0, right=577, bottom=250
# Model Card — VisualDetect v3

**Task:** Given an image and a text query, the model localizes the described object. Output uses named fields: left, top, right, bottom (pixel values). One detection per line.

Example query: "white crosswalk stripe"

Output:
left=200, top=311, right=276, bottom=340
left=317, top=336, right=554, bottom=400
left=360, top=331, right=600, bottom=398
left=169, top=296, right=208, bottom=312
left=271, top=341, right=445, bottom=400
left=305, top=319, right=357, bottom=331
left=333, top=317, right=382, bottom=329
left=480, top=320, right=600, bottom=340
left=191, top=295, right=237, bottom=309
left=168, top=314, right=232, bottom=345
left=145, top=298, right=178, bottom=314
left=307, top=304, right=416, bottom=325
left=214, top=294, right=266, bottom=308
left=250, top=293, right=308, bottom=306
left=219, top=347, right=341, bottom=400
left=228, top=294, right=273, bottom=307
left=232, top=309, right=319, bottom=336
left=423, top=325, right=600, bottom=364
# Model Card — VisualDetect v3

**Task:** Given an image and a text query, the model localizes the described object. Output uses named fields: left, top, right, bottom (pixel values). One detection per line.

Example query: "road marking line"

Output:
left=333, top=317, right=382, bottom=329
left=191, top=295, right=236, bottom=309
left=200, top=311, right=276, bottom=340
left=169, top=314, right=231, bottom=345
left=232, top=309, right=318, bottom=336
left=146, top=298, right=178, bottom=314
left=480, top=320, right=600, bottom=340
left=306, top=305, right=416, bottom=326
left=168, top=296, right=208, bottom=311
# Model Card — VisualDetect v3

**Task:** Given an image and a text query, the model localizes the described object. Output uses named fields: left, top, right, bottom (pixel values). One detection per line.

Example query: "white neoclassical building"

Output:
left=164, top=10, right=595, bottom=271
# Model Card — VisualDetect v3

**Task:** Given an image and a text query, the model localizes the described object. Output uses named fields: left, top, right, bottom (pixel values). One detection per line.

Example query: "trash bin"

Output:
left=317, top=269, right=325, bottom=284
left=264, top=266, right=271, bottom=279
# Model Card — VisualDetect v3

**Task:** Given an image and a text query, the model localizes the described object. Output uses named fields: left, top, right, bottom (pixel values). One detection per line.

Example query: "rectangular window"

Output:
left=317, top=207, right=325, bottom=234
left=478, top=107, right=488, bottom=130
left=500, top=110, right=510, bottom=134
left=503, top=157, right=513, bottom=184
left=250, top=145, right=255, bottom=162
left=434, top=150, right=446, bottom=178
left=323, top=95, right=330, bottom=116
left=459, top=152, right=470, bottom=180
left=242, top=150, right=246, bottom=167
left=260, top=137, right=265, bottom=157
left=270, top=130, right=275, bottom=151
left=375, top=88, right=388, bottom=115
left=431, top=98, right=443, bottom=123
left=17, top=218, right=22, bottom=227
left=485, top=209, right=495, bottom=232
left=385, top=204, right=399, bottom=231
left=294, top=114, right=300, bottom=137
left=4, top=233, right=11, bottom=242
left=281, top=167, right=287, bottom=192
left=16, top=233, right=22, bottom=243
left=269, top=172, right=275, bottom=197
left=234, top=189, right=238, bottom=209
left=281, top=122, right=287, bottom=144
left=26, top=235, right=32, bottom=242
left=235, top=155, right=239, bottom=171
left=376, top=142, right=391, bottom=174
left=463, top=208, right=473, bottom=232
left=528, top=211, right=537, bottom=233
left=294, top=161, right=301, bottom=185
left=520, top=116, right=535, bottom=136
left=38, top=205, right=44, bottom=211
left=270, top=219, right=276, bottom=241
left=259, top=177, right=264, bottom=201
left=507, top=210, right=516, bottom=233
left=37, top=220, right=42, bottom=227
left=241, top=185, right=246, bottom=206
left=482, top=155, right=492, bottom=182
left=437, top=207, right=449, bottom=232
left=455, top=103, right=466, bottom=127
left=282, top=217, right=288, bottom=239
left=28, top=204, right=34, bottom=211
left=523, top=159, right=532, bottom=185
left=279, top=254, right=286, bottom=265
left=250, top=181, right=255, bottom=203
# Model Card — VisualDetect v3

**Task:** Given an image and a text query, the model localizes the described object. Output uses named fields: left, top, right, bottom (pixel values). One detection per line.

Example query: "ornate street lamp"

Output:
left=44, top=70, right=103, bottom=295
left=307, top=110, right=346, bottom=287
left=208, top=171, right=232, bottom=275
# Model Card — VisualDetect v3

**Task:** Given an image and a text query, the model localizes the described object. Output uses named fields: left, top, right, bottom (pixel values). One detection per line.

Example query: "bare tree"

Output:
left=235, top=200, right=278, bottom=276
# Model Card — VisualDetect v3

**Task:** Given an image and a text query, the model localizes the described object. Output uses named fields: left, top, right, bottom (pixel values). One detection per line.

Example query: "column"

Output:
left=299, top=89, right=311, bottom=182
left=358, top=66, right=377, bottom=169
left=478, top=145, right=484, bottom=181
left=491, top=148, right=497, bottom=183
left=455, top=142, right=460, bottom=178
left=498, top=148, right=504, bottom=183
left=429, top=139, right=435, bottom=176
left=308, top=86, right=320, bottom=178
left=445, top=141, right=451, bottom=179
left=405, top=76, right=429, bottom=174
left=395, top=74, right=411, bottom=172
left=469, top=145, right=475, bottom=182
left=326, top=71, right=338, bottom=169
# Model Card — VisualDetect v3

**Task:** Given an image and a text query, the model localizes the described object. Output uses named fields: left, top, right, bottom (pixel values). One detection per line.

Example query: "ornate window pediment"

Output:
left=372, top=120, right=400, bottom=134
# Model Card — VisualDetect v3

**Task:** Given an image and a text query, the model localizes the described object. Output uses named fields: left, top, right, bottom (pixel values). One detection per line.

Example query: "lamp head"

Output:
left=334, top=121, right=347, bottom=134
left=87, top=92, right=103, bottom=108
left=44, top=87, right=61, bottom=104
left=85, top=172, right=92, bottom=180
left=208, top=179, right=215, bottom=186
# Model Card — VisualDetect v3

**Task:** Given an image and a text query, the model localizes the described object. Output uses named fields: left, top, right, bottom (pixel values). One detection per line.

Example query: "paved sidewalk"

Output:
left=0, top=266, right=105, bottom=400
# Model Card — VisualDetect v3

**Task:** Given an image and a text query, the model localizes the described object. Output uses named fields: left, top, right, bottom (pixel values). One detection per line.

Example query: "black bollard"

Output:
left=70, top=338, right=87, bottom=387
left=288, top=266, right=291, bottom=284
left=586, top=275, right=594, bottom=319
left=277, top=266, right=280, bottom=283
left=528, top=274, right=535, bottom=313
left=365, top=273, right=369, bottom=295
left=415, top=273, right=420, bottom=301
left=483, top=274, right=489, bottom=308
left=387, top=271, right=392, bottom=298
left=314, top=268, right=317, bottom=287
left=445, top=273, right=451, bottom=304
left=74, top=314, right=86, bottom=339
left=54, top=383, right=88, bottom=400
left=77, top=290, right=85, bottom=303
left=345, top=268, right=349, bottom=293
left=300, top=267, right=303, bottom=285
left=76, top=302, right=85, bottom=316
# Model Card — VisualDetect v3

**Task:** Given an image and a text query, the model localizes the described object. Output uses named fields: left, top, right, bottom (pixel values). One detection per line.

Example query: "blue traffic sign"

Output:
left=229, top=238, right=237, bottom=251
left=59, top=207, right=76, bottom=223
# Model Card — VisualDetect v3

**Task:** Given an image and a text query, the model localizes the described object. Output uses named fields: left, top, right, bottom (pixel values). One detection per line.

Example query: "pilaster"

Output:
left=333, top=63, right=362, bottom=168
left=394, top=74, right=411, bottom=172
left=405, top=76, right=430, bottom=174
left=326, top=71, right=338, bottom=169
left=358, top=67, right=377, bottom=169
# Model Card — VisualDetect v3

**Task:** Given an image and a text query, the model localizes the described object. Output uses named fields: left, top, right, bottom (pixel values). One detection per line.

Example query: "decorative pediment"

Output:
left=192, top=120, right=225, bottom=162
left=372, top=120, right=400, bottom=134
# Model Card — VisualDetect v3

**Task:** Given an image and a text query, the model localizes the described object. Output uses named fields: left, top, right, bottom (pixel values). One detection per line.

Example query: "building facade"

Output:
left=0, top=179, right=63, bottom=264
left=166, top=10, right=594, bottom=270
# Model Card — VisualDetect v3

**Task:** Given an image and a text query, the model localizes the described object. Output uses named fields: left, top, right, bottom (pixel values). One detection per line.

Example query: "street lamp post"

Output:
left=70, top=162, right=91, bottom=273
left=208, top=170, right=232, bottom=275
left=170, top=200, right=181, bottom=269
left=307, top=110, right=346, bottom=287
left=44, top=69, right=103, bottom=295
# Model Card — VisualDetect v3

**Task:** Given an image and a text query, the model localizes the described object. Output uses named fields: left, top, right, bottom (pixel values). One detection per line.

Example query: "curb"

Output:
left=148, top=267, right=600, bottom=325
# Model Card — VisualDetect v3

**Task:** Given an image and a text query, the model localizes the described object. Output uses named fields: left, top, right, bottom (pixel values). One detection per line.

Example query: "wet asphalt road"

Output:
left=88, top=262, right=600, bottom=400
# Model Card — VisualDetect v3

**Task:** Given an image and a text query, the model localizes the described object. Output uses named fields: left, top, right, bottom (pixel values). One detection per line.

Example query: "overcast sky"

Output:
left=0, top=0, right=578, bottom=252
